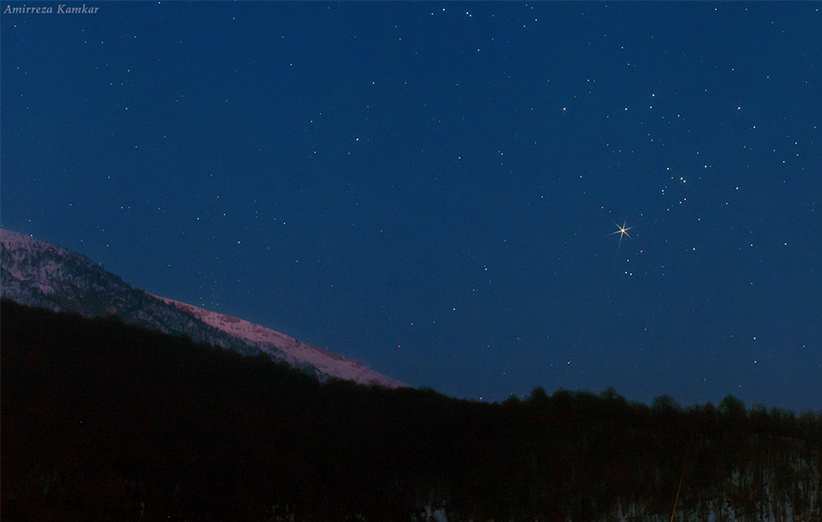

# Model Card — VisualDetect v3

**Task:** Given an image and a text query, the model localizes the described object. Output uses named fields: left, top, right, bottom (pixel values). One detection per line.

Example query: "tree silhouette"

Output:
left=2, top=299, right=821, bottom=522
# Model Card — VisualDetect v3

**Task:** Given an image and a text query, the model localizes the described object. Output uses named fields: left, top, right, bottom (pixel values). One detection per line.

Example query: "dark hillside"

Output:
left=2, top=299, right=820, bottom=522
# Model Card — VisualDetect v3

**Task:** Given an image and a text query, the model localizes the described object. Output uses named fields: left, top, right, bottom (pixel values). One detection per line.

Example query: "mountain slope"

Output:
left=159, top=297, right=406, bottom=387
left=0, top=228, right=405, bottom=388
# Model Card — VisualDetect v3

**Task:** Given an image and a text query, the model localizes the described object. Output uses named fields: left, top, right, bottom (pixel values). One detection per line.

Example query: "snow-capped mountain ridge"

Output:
left=1, top=229, right=107, bottom=297
left=158, top=297, right=403, bottom=386
left=1, top=228, right=405, bottom=388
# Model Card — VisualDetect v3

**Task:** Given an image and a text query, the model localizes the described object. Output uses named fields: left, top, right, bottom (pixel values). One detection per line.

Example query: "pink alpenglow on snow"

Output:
left=157, top=297, right=407, bottom=389
left=0, top=227, right=406, bottom=390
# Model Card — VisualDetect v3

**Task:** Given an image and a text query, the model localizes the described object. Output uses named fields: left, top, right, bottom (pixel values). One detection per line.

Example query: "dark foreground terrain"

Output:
left=2, top=299, right=821, bottom=522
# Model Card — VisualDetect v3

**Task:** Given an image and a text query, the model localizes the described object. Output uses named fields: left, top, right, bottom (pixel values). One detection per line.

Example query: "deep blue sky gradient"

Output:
left=3, top=2, right=821, bottom=410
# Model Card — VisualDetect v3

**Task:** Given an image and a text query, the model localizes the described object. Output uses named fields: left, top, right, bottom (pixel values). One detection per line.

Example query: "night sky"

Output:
left=3, top=2, right=821, bottom=411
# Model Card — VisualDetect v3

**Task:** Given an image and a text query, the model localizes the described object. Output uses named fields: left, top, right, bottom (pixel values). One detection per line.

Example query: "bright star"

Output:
left=611, top=220, right=633, bottom=250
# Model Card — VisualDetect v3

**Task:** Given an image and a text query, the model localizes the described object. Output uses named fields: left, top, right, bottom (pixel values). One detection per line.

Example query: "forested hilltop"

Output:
left=2, top=299, right=820, bottom=522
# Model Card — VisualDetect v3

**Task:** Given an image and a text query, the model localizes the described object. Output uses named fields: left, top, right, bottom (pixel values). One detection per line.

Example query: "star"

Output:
left=610, top=220, right=633, bottom=250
